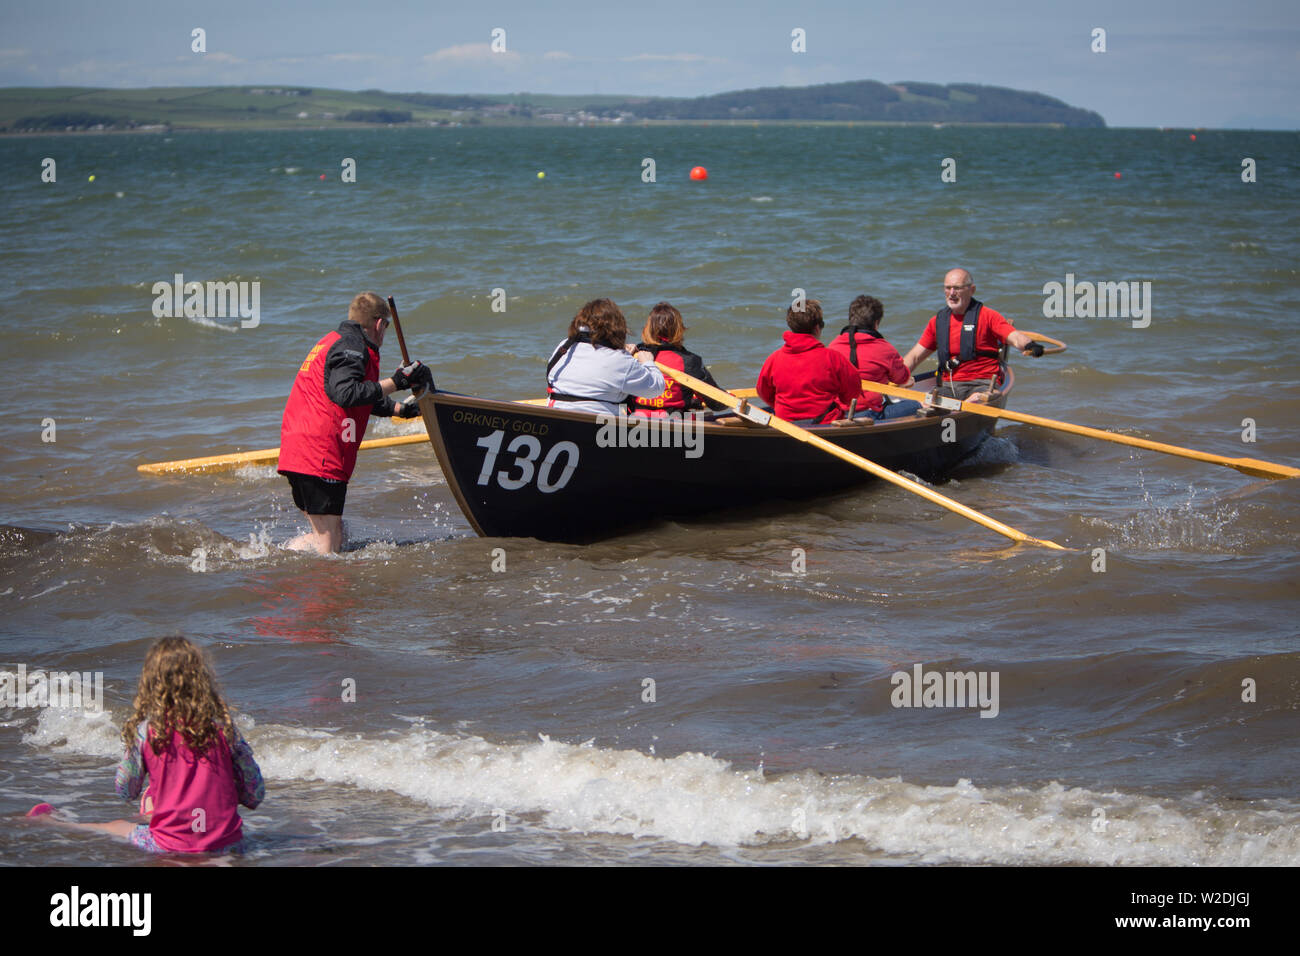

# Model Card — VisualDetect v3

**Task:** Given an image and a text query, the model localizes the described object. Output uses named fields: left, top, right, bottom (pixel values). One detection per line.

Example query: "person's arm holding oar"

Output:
left=139, top=295, right=431, bottom=481
left=902, top=328, right=1044, bottom=403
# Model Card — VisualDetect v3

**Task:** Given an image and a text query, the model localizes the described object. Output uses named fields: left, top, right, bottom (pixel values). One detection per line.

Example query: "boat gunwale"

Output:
left=425, top=363, right=1013, bottom=438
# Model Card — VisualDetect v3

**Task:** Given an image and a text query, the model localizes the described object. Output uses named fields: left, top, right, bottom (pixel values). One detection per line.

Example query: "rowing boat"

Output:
left=419, top=369, right=1012, bottom=541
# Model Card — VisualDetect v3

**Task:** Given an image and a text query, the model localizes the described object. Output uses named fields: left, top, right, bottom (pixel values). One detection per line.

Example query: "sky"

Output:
left=1, top=0, right=1297, bottom=128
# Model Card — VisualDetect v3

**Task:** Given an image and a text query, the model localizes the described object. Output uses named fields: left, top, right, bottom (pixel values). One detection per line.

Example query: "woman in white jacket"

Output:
left=545, top=298, right=666, bottom=416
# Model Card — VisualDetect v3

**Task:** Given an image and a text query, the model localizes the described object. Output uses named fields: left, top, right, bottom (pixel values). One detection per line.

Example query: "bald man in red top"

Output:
left=901, top=269, right=1042, bottom=405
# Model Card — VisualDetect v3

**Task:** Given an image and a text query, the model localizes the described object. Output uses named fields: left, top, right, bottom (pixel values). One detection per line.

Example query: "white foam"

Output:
left=22, top=707, right=1299, bottom=863
left=180, top=314, right=239, bottom=333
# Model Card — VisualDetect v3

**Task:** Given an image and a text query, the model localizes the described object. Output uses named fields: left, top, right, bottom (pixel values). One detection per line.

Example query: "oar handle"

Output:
left=387, top=295, right=429, bottom=402
left=1020, top=331, right=1068, bottom=355
left=387, top=295, right=413, bottom=366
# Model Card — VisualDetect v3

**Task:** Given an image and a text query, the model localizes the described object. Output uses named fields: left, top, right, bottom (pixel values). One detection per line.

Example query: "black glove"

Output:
left=1024, top=341, right=1045, bottom=358
left=409, top=363, right=434, bottom=391
left=394, top=400, right=421, bottom=419
left=392, top=361, right=433, bottom=391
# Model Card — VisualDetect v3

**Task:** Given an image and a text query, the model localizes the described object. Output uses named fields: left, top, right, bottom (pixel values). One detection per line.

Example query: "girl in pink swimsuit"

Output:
left=28, top=636, right=264, bottom=854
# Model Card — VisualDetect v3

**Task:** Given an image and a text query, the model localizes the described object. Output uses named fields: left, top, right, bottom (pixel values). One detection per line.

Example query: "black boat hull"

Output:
left=420, top=370, right=1010, bottom=542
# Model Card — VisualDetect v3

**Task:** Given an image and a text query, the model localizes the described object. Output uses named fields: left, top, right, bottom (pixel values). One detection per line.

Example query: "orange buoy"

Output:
left=689, top=166, right=708, bottom=181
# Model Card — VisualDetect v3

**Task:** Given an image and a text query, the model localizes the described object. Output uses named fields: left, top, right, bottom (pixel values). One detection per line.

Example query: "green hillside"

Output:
left=0, top=86, right=463, bottom=131
left=595, top=80, right=1106, bottom=126
left=0, top=80, right=1105, bottom=132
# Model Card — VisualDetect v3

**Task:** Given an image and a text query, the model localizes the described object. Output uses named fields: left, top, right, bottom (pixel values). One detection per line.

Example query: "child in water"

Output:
left=28, top=636, right=264, bottom=854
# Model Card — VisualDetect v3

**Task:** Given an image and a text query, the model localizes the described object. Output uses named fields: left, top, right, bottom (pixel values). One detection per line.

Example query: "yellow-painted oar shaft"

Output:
left=656, top=363, right=1068, bottom=550
left=868, top=382, right=1300, bottom=481
left=139, top=389, right=724, bottom=474
left=137, top=431, right=428, bottom=475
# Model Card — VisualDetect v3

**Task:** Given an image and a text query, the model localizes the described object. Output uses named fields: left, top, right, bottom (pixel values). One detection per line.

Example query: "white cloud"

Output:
left=423, top=43, right=520, bottom=65
left=621, top=52, right=726, bottom=64
left=326, top=52, right=385, bottom=64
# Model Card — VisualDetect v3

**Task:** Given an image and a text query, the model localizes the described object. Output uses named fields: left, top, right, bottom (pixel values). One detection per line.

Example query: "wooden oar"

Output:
left=139, top=395, right=608, bottom=474
left=137, top=432, right=429, bottom=475
left=1020, top=332, right=1067, bottom=355
left=867, top=382, right=1300, bottom=480
left=386, top=294, right=429, bottom=403
left=386, top=295, right=413, bottom=366
left=655, top=363, right=1068, bottom=550
left=142, top=299, right=432, bottom=476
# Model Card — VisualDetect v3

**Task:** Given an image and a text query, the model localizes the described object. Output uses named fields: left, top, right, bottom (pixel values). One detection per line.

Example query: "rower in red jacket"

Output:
left=630, top=302, right=727, bottom=417
left=827, top=295, right=923, bottom=421
left=756, top=298, right=862, bottom=424
left=279, top=291, right=432, bottom=554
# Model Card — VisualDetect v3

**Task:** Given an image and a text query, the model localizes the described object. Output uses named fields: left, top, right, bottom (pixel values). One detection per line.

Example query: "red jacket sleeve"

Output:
left=917, top=316, right=938, bottom=351
left=833, top=352, right=862, bottom=405
left=756, top=354, right=777, bottom=406
left=888, top=348, right=910, bottom=384
left=985, top=308, right=1016, bottom=343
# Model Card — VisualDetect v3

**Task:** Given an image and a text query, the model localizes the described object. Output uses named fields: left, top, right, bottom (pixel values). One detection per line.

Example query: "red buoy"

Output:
left=1189, top=134, right=1196, bottom=141
left=689, top=166, right=708, bottom=181
left=1113, top=172, right=1122, bottom=179
left=319, top=173, right=327, bottom=180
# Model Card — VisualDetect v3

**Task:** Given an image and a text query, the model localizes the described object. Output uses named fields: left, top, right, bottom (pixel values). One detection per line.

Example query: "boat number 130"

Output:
left=475, top=430, right=580, bottom=493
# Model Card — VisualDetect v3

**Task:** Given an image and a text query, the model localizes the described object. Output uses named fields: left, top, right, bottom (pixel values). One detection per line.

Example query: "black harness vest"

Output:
left=545, top=331, right=641, bottom=410
left=545, top=331, right=603, bottom=404
left=934, top=299, right=1001, bottom=377
left=839, top=325, right=882, bottom=368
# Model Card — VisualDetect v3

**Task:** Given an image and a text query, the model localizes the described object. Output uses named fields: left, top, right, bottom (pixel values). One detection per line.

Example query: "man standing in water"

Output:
left=278, top=292, right=432, bottom=553
left=901, top=268, right=1043, bottom=405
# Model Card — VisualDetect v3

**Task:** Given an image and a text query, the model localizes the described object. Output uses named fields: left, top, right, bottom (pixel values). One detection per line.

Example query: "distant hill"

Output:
left=0, top=80, right=1104, bottom=132
left=593, top=80, right=1106, bottom=127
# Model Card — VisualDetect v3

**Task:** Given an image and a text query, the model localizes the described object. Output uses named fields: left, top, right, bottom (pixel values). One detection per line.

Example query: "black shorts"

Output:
left=283, top=472, right=348, bottom=516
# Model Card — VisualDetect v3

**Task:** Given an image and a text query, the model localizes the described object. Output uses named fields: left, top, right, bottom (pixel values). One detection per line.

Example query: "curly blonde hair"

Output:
left=122, top=637, right=238, bottom=757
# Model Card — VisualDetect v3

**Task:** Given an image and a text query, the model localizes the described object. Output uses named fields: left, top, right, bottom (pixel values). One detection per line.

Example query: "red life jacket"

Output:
left=630, top=344, right=688, bottom=413
left=278, top=328, right=380, bottom=482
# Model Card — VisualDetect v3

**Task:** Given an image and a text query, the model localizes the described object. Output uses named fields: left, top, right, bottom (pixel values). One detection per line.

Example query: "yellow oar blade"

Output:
left=137, top=431, right=429, bottom=475
left=868, top=382, right=1300, bottom=480
left=656, top=363, right=1068, bottom=550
